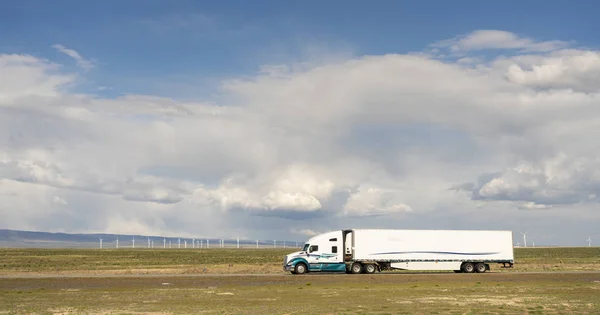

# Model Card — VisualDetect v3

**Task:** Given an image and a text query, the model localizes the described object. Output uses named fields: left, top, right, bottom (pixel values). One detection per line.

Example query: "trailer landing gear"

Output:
left=501, top=262, right=514, bottom=268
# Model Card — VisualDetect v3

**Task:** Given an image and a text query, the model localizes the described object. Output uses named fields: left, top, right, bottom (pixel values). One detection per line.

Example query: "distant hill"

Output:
left=0, top=229, right=301, bottom=249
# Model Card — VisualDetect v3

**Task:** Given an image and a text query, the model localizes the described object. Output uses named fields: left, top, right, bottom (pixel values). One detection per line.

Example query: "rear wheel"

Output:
left=350, top=262, right=363, bottom=274
left=363, top=264, right=376, bottom=274
left=462, top=262, right=475, bottom=273
left=475, top=262, right=486, bottom=273
left=295, top=263, right=308, bottom=275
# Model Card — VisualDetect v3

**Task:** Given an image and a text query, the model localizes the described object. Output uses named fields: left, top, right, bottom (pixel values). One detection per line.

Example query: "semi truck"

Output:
left=283, top=229, right=514, bottom=274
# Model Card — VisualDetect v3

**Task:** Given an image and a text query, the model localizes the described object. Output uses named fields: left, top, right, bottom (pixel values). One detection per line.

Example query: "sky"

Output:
left=1, top=1, right=599, bottom=246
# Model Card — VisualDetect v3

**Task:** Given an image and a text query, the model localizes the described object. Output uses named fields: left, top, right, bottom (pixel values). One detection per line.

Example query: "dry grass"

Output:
left=0, top=248, right=290, bottom=276
left=2, top=247, right=599, bottom=277
left=1, top=273, right=599, bottom=314
left=2, top=246, right=599, bottom=313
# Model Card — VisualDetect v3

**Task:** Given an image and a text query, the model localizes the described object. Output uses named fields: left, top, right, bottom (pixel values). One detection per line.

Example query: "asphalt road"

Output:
left=2, top=270, right=600, bottom=279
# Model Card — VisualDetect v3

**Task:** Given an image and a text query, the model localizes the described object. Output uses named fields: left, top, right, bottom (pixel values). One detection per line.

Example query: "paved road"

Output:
left=2, top=270, right=600, bottom=279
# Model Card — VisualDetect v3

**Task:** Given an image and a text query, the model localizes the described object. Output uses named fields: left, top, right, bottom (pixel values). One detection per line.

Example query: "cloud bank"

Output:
left=1, top=30, right=599, bottom=243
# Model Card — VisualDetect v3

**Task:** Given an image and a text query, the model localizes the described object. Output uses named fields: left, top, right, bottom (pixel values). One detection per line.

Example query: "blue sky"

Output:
left=2, top=0, right=597, bottom=99
left=1, top=1, right=600, bottom=244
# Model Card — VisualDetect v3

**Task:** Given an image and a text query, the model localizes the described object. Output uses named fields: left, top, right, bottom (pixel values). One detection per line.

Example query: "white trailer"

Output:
left=283, top=229, right=514, bottom=274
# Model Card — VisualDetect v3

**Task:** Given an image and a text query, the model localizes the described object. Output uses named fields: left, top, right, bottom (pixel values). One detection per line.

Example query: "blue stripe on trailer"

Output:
left=370, top=251, right=500, bottom=256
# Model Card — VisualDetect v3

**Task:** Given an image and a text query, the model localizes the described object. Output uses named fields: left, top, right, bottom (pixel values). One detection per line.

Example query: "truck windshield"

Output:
left=302, top=244, right=310, bottom=251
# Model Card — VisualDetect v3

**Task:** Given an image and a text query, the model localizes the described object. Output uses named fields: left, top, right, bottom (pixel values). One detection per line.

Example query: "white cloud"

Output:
left=2, top=30, right=600, bottom=243
left=188, top=164, right=341, bottom=213
left=0, top=153, right=192, bottom=204
left=52, top=44, right=95, bottom=70
left=519, top=202, right=551, bottom=210
left=0, top=54, right=74, bottom=104
left=343, top=187, right=413, bottom=216
left=504, top=50, right=600, bottom=92
left=463, top=153, right=600, bottom=206
left=433, top=30, right=568, bottom=53
left=52, top=196, right=67, bottom=205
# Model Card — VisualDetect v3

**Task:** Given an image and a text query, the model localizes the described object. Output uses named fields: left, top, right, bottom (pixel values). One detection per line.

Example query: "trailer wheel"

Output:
left=294, top=263, right=308, bottom=275
left=363, top=264, right=376, bottom=274
left=350, top=262, right=363, bottom=274
left=461, top=262, right=475, bottom=273
left=475, top=262, right=486, bottom=273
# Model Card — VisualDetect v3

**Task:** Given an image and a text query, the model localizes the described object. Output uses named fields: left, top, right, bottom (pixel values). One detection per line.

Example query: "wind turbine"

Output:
left=116, top=237, right=119, bottom=249
left=99, top=237, right=103, bottom=249
left=520, top=232, right=528, bottom=248
left=587, top=237, right=592, bottom=247
left=178, top=238, right=181, bottom=248
left=237, top=236, right=240, bottom=249
left=192, top=238, right=195, bottom=249
left=163, top=238, right=166, bottom=248
left=132, top=237, right=135, bottom=248
left=147, top=237, right=150, bottom=248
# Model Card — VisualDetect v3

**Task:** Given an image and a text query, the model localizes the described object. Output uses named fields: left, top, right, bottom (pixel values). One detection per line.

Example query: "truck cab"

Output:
left=283, top=230, right=346, bottom=274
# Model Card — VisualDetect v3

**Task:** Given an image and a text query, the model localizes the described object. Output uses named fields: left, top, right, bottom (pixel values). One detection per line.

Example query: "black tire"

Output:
left=462, top=262, right=475, bottom=273
left=350, top=262, right=363, bottom=274
left=475, top=262, right=486, bottom=273
left=294, top=263, right=308, bottom=275
left=363, top=264, right=376, bottom=274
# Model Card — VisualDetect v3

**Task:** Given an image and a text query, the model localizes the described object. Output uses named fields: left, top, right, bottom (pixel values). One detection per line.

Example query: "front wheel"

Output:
left=295, top=263, right=308, bottom=275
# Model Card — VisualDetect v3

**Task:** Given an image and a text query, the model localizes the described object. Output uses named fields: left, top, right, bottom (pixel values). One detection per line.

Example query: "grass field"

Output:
left=1, top=247, right=599, bottom=314
left=2, top=272, right=599, bottom=314
left=1, top=247, right=599, bottom=275
left=0, top=248, right=292, bottom=275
